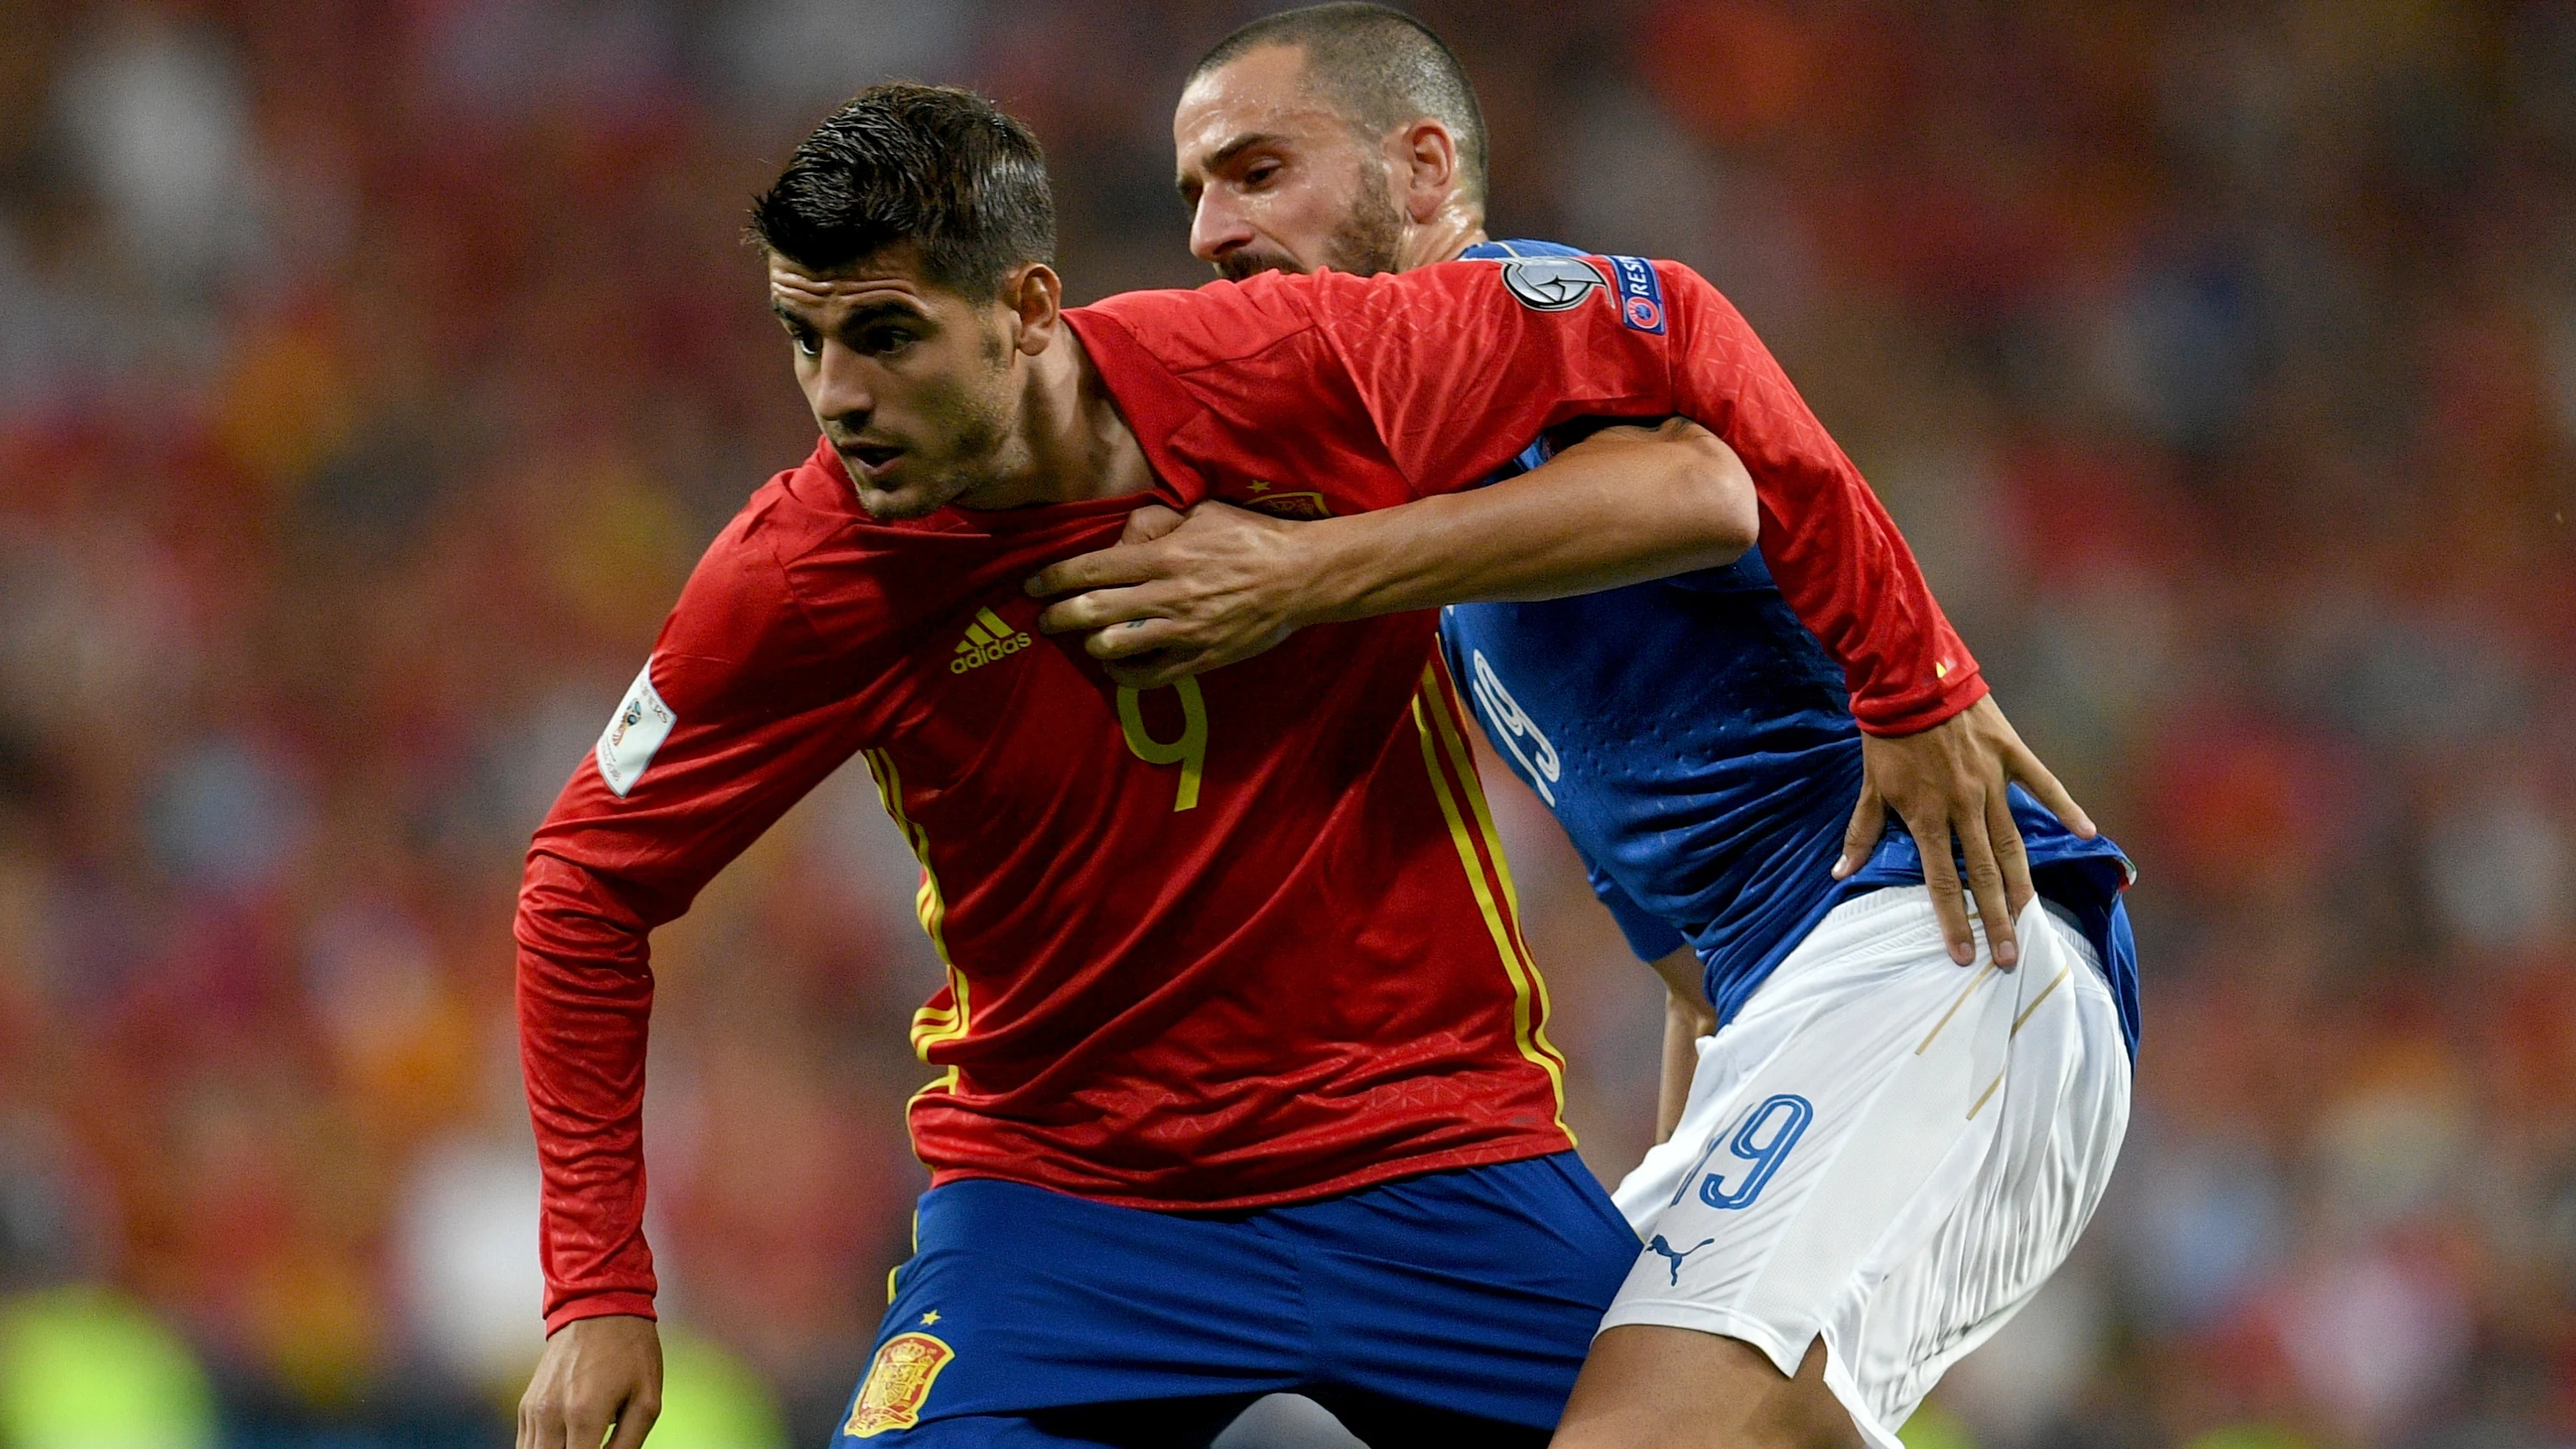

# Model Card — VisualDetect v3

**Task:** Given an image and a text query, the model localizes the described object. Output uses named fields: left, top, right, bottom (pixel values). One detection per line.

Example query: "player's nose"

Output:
left=808, top=342, right=875, bottom=426
left=1188, top=193, right=1255, bottom=266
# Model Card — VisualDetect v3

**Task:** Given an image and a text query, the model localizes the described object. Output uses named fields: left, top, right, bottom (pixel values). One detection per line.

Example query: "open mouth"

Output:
left=845, top=444, right=904, bottom=476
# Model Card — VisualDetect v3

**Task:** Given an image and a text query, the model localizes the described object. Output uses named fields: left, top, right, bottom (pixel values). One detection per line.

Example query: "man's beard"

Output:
left=1218, top=162, right=1406, bottom=282
left=851, top=413, right=1012, bottom=519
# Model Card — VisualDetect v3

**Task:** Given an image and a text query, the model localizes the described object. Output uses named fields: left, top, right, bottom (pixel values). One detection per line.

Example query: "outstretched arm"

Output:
left=1025, top=418, right=1756, bottom=688
left=515, top=523, right=864, bottom=1446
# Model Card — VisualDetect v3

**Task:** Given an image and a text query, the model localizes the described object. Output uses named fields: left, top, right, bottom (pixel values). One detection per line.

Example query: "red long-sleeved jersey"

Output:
left=517, top=255, right=1984, bottom=1330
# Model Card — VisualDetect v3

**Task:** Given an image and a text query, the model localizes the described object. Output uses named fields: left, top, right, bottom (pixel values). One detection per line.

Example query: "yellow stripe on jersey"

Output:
left=1423, top=655, right=1569, bottom=1073
left=862, top=750, right=970, bottom=1088
left=1410, top=663, right=1573, bottom=1141
left=1420, top=658, right=1575, bottom=1093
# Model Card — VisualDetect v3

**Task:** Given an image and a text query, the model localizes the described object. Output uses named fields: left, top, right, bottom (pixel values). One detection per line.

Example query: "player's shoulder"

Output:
left=1468, top=239, right=1722, bottom=336
left=1070, top=260, right=1547, bottom=366
left=1072, top=277, right=1326, bottom=373
left=654, top=441, right=852, bottom=677
left=685, top=451, right=820, bottom=594
left=1461, top=238, right=1589, bottom=260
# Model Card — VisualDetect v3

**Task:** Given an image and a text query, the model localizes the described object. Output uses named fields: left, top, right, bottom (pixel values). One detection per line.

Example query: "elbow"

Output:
left=1669, top=421, right=1759, bottom=566
left=1709, top=458, right=1759, bottom=564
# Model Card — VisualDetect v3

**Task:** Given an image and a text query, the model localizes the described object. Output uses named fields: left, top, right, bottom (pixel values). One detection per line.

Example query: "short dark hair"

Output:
left=748, top=82, right=1055, bottom=299
left=1193, top=3, right=1487, bottom=203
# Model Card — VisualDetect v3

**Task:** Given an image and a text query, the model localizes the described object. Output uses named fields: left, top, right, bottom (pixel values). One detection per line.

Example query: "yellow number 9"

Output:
left=1115, top=678, right=1206, bottom=812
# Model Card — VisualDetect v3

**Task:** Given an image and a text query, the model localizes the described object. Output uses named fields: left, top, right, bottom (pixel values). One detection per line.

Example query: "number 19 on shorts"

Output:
left=1674, top=1093, right=1813, bottom=1210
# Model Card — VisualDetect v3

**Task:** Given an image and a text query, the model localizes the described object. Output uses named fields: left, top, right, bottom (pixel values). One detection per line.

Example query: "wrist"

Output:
left=544, top=1291, right=658, bottom=1337
left=1279, top=514, right=1376, bottom=628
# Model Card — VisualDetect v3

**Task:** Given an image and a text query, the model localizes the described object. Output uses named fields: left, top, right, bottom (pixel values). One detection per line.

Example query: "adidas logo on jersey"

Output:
left=951, top=607, right=1031, bottom=673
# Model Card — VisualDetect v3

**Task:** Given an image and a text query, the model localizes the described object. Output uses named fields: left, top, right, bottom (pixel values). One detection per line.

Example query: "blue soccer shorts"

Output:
left=830, top=1151, right=1638, bottom=1445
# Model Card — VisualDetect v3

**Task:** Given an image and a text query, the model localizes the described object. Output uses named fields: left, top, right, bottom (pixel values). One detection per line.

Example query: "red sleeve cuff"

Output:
left=544, top=1291, right=659, bottom=1336
left=1851, top=670, right=1989, bottom=737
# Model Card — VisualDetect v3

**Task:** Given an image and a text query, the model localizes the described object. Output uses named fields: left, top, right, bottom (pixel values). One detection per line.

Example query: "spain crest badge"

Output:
left=842, top=1332, right=956, bottom=1438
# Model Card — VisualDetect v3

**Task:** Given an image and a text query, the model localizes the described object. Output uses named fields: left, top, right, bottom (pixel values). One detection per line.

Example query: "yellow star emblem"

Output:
left=920, top=1310, right=940, bottom=1325
left=1247, top=479, right=1272, bottom=493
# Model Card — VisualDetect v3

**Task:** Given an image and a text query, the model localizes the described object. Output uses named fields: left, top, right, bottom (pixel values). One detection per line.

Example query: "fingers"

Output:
left=1835, top=782, right=1886, bottom=881
left=1119, top=503, right=1186, bottom=545
left=1954, top=805, right=2019, bottom=969
left=2008, top=742, right=2096, bottom=839
left=1038, top=585, right=1163, bottom=635
left=1909, top=807, right=1978, bottom=966
left=1084, top=617, right=1183, bottom=659
left=1989, top=785, right=2034, bottom=919
left=519, top=1389, right=594, bottom=1449
left=1024, top=546, right=1160, bottom=600
left=1024, top=500, right=1242, bottom=597
left=516, top=1396, right=560, bottom=1449
left=518, top=1365, right=570, bottom=1449
left=566, top=1406, right=616, bottom=1449
left=600, top=1388, right=661, bottom=1449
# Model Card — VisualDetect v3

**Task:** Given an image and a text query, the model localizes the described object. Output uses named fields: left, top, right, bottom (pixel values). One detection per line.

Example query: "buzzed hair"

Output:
left=1193, top=3, right=1488, bottom=203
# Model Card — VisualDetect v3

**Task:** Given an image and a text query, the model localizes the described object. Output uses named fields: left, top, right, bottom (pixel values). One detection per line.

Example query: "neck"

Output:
left=957, top=325, right=1151, bottom=511
left=1396, top=198, right=1487, bottom=270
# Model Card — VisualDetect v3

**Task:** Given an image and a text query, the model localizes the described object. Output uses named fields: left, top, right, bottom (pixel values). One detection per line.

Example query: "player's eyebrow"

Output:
left=769, top=297, right=930, bottom=331
left=1177, top=131, right=1288, bottom=195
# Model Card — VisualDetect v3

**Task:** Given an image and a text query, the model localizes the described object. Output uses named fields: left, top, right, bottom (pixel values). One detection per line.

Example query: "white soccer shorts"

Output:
left=1606, top=886, right=2131, bottom=1449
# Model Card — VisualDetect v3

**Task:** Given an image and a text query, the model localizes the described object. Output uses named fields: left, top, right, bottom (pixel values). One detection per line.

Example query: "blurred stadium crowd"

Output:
left=0, top=1, right=2572, bottom=1446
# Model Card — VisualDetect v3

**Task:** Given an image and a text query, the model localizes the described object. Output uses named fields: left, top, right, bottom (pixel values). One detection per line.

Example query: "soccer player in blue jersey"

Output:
left=1030, top=8, right=2137, bottom=1448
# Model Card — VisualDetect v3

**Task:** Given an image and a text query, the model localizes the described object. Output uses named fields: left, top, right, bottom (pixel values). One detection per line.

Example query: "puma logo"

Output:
left=1649, top=1234, right=1716, bottom=1286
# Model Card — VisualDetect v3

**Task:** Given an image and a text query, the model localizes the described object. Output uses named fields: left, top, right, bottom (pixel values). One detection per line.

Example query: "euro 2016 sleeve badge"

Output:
left=842, top=1333, right=955, bottom=1438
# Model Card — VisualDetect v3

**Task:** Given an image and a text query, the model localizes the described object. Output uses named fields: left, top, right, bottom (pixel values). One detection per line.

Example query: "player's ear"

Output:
left=1004, top=263, right=1062, bottom=356
left=1394, top=119, right=1460, bottom=223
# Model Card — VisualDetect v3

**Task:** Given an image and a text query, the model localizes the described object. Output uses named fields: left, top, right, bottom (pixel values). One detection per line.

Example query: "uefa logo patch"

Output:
left=1606, top=254, right=1669, bottom=335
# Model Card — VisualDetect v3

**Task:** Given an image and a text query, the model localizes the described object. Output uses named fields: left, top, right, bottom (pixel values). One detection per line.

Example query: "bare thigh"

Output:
left=1551, top=1329, right=1865, bottom=1449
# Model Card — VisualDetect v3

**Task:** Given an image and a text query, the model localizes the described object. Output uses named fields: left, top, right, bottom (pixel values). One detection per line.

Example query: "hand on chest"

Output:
left=881, top=594, right=1440, bottom=839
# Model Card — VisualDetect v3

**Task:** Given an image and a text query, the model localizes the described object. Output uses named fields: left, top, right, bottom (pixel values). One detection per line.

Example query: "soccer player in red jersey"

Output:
left=513, top=84, right=1984, bottom=1449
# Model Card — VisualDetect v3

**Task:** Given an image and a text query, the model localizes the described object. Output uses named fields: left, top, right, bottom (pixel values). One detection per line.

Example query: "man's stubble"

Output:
left=1216, top=150, right=1405, bottom=282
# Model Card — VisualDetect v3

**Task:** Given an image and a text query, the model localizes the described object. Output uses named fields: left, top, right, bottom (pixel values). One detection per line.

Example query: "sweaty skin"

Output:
left=1048, top=37, right=2096, bottom=981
